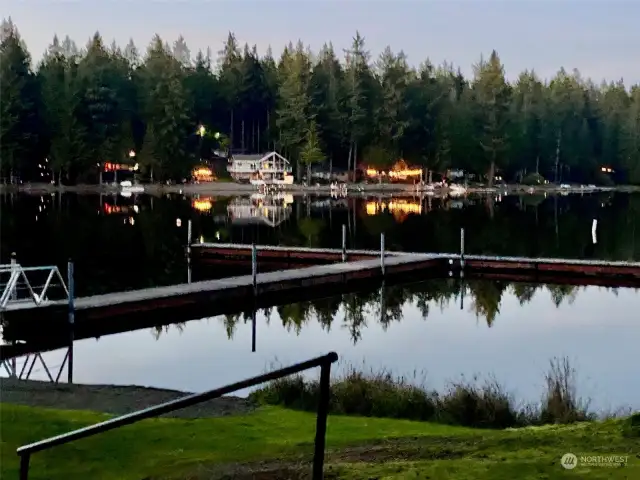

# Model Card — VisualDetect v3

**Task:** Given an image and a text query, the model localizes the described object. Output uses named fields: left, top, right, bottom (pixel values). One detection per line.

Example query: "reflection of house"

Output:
left=227, top=151, right=293, bottom=184
left=227, top=193, right=293, bottom=227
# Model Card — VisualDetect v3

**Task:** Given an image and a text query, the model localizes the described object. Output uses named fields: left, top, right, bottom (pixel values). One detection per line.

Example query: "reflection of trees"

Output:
left=546, top=284, right=578, bottom=307
left=468, top=280, right=507, bottom=327
left=153, top=279, right=609, bottom=343
left=511, top=283, right=539, bottom=305
left=342, top=293, right=369, bottom=344
left=298, top=218, right=325, bottom=247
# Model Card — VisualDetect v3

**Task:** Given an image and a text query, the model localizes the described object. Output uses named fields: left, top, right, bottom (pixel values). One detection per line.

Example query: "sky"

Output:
left=5, top=0, right=640, bottom=85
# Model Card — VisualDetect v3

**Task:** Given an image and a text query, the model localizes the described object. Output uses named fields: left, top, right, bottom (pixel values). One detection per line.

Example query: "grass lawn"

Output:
left=1, top=403, right=638, bottom=479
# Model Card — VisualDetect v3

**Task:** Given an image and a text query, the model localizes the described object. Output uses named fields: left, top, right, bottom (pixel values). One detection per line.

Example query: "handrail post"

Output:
left=341, top=224, right=347, bottom=262
left=312, top=360, right=332, bottom=480
left=380, top=233, right=385, bottom=275
left=19, top=452, right=30, bottom=480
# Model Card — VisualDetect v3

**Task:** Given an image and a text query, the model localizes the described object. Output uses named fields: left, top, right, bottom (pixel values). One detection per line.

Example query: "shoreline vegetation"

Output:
left=2, top=181, right=640, bottom=197
left=1, top=359, right=638, bottom=479
left=2, top=19, right=640, bottom=193
left=1, top=358, right=634, bottom=426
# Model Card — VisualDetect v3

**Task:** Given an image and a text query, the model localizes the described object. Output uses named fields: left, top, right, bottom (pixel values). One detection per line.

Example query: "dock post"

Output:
left=251, top=306, right=257, bottom=353
left=67, top=260, right=75, bottom=327
left=67, top=259, right=75, bottom=384
left=342, top=224, right=347, bottom=262
left=187, top=220, right=193, bottom=284
left=10, top=252, right=17, bottom=301
left=380, top=233, right=385, bottom=275
left=460, top=228, right=465, bottom=269
left=252, top=243, right=257, bottom=295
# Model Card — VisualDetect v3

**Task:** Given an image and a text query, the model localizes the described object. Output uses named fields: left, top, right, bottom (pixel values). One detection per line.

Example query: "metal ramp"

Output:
left=0, top=261, right=69, bottom=311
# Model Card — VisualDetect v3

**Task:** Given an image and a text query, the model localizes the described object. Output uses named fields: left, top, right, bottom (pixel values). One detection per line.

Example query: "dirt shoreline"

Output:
left=1, top=182, right=638, bottom=196
left=0, top=377, right=255, bottom=418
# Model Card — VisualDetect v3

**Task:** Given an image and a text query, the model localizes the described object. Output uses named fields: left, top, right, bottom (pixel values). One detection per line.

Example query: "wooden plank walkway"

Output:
left=1, top=254, right=437, bottom=316
left=2, top=243, right=640, bottom=341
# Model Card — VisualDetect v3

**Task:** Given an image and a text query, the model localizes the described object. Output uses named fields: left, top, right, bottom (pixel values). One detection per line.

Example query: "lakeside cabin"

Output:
left=227, top=151, right=294, bottom=185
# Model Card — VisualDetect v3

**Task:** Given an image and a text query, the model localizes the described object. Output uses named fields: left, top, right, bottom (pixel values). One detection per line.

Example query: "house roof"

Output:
left=232, top=154, right=264, bottom=161
left=231, top=152, right=291, bottom=165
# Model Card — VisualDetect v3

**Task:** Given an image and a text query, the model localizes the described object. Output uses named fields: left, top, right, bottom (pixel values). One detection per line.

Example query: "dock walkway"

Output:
left=2, top=243, right=640, bottom=342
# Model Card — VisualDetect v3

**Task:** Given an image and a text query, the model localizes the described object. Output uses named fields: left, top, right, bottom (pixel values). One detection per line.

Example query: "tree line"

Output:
left=1, top=17, right=639, bottom=186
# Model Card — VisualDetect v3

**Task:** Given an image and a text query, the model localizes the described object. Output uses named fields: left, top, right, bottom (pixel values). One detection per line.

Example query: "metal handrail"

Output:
left=17, top=351, right=339, bottom=480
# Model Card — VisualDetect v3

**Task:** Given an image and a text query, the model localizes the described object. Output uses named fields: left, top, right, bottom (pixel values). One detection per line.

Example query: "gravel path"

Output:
left=0, top=378, right=255, bottom=418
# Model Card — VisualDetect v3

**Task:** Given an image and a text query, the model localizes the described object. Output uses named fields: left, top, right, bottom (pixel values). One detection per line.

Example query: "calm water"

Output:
left=1, top=191, right=639, bottom=295
left=6, top=280, right=640, bottom=411
left=1, top=192, right=639, bottom=411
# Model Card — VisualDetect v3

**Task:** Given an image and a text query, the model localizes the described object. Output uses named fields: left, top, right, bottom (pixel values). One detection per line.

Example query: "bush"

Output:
left=539, top=357, right=592, bottom=424
left=435, top=378, right=522, bottom=428
left=250, top=357, right=596, bottom=430
left=522, top=172, right=546, bottom=185
left=622, top=412, right=640, bottom=438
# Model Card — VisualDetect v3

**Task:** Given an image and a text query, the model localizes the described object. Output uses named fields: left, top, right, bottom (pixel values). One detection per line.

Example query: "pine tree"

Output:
left=300, top=120, right=325, bottom=182
left=473, top=50, right=511, bottom=186
left=0, top=21, right=38, bottom=182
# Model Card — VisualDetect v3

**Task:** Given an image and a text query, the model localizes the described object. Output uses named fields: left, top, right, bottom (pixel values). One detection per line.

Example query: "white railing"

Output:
left=0, top=263, right=69, bottom=310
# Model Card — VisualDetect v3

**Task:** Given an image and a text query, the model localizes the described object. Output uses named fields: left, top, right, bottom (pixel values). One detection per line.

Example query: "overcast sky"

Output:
left=5, top=0, right=640, bottom=85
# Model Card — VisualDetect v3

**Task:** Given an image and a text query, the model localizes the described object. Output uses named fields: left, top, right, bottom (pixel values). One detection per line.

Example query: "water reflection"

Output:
left=5, top=281, right=638, bottom=412
left=1, top=192, right=639, bottom=296
left=192, top=280, right=614, bottom=345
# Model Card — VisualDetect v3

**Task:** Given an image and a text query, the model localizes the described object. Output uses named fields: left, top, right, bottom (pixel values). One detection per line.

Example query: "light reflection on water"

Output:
left=10, top=283, right=640, bottom=412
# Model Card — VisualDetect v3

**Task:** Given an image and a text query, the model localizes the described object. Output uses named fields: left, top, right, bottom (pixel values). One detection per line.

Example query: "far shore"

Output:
left=1, top=181, right=639, bottom=197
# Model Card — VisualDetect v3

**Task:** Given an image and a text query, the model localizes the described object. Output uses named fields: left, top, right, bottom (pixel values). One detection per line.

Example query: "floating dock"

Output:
left=2, top=242, right=640, bottom=347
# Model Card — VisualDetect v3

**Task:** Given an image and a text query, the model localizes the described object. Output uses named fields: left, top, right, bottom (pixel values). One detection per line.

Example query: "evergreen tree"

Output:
left=2, top=19, right=640, bottom=186
left=472, top=51, right=511, bottom=186
left=300, top=120, right=325, bottom=181
left=0, top=20, right=38, bottom=182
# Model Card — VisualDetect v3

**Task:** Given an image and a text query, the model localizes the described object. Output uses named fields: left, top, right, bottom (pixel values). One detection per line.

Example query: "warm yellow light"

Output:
left=192, top=199, right=213, bottom=212
left=192, top=167, right=214, bottom=182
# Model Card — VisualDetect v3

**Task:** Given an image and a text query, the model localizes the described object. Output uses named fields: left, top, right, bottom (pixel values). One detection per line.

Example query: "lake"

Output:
left=1, top=191, right=639, bottom=412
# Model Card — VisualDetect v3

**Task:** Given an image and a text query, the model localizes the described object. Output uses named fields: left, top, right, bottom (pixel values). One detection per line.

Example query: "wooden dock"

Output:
left=0, top=254, right=440, bottom=340
left=2, top=243, right=640, bottom=346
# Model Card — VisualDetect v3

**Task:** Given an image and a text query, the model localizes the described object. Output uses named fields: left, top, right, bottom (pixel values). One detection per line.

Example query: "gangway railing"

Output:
left=0, top=257, right=69, bottom=310
left=16, top=352, right=339, bottom=480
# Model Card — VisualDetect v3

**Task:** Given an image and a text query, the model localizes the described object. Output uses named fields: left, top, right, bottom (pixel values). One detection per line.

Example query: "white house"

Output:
left=227, top=151, right=293, bottom=185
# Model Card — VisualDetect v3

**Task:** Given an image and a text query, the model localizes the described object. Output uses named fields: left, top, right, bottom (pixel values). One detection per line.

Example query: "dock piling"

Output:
left=251, top=243, right=257, bottom=294
left=380, top=233, right=385, bottom=274
left=67, top=260, right=75, bottom=326
left=341, top=225, right=347, bottom=262
left=10, top=252, right=17, bottom=301
left=460, top=228, right=465, bottom=269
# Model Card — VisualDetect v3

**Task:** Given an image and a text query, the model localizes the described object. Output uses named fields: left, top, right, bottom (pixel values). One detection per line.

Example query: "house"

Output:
left=227, top=151, right=293, bottom=184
